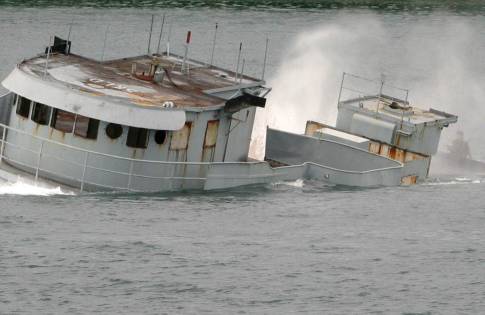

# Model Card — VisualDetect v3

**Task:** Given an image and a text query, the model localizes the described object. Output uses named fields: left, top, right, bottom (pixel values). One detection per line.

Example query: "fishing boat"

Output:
left=430, top=131, right=485, bottom=175
left=0, top=36, right=457, bottom=192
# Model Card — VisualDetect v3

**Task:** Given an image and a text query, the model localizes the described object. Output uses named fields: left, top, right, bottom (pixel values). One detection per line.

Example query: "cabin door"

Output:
left=168, top=122, right=192, bottom=162
left=201, top=120, right=219, bottom=162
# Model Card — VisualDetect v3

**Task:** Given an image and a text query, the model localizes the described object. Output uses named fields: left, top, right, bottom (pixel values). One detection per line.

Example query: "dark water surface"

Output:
left=0, top=3, right=485, bottom=314
left=1, top=0, right=485, bottom=13
left=0, top=180, right=484, bottom=314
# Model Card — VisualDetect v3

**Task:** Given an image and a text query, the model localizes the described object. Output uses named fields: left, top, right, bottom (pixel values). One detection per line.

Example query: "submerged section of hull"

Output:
left=430, top=153, right=485, bottom=176
left=0, top=121, right=410, bottom=193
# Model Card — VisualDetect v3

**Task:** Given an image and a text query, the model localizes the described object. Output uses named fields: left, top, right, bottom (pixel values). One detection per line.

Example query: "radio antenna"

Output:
left=166, top=19, right=173, bottom=56
left=44, top=36, right=53, bottom=79
left=209, top=22, right=218, bottom=67
left=156, top=13, right=166, bottom=55
left=147, top=14, right=155, bottom=55
left=100, top=25, right=110, bottom=61
left=261, top=37, right=269, bottom=80
left=65, top=19, right=74, bottom=55
left=234, top=42, right=242, bottom=82
left=182, top=30, right=192, bottom=73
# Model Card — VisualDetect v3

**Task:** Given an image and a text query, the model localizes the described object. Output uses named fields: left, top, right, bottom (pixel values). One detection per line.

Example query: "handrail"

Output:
left=0, top=122, right=263, bottom=166
left=0, top=122, right=404, bottom=192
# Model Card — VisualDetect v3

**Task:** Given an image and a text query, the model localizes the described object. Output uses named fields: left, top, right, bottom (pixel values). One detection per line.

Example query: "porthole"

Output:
left=106, top=123, right=123, bottom=139
left=154, top=130, right=167, bottom=144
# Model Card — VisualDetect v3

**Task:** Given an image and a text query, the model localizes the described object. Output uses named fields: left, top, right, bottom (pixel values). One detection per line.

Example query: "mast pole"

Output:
left=66, top=19, right=73, bottom=54
left=261, top=37, right=269, bottom=80
left=43, top=36, right=53, bottom=79
left=166, top=20, right=173, bottom=57
left=235, top=42, right=242, bottom=82
left=209, top=22, right=218, bottom=67
left=147, top=14, right=155, bottom=55
left=156, top=13, right=166, bottom=55
left=101, top=25, right=109, bottom=61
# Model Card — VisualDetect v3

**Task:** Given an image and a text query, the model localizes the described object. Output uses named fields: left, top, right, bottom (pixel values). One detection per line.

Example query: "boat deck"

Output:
left=341, top=95, right=456, bottom=125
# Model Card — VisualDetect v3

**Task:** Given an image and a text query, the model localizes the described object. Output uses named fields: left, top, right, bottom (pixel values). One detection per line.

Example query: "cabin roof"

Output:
left=340, top=95, right=458, bottom=125
left=17, top=53, right=262, bottom=111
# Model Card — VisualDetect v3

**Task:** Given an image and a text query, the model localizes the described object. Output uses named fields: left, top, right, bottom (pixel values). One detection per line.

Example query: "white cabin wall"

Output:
left=223, top=107, right=257, bottom=162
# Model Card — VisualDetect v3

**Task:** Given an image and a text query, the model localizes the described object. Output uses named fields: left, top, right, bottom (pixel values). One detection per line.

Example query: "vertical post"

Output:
left=377, top=74, right=385, bottom=114
left=405, top=89, right=409, bottom=103
left=234, top=42, right=242, bottom=82
left=209, top=23, right=218, bottom=67
left=43, top=36, right=53, bottom=79
left=35, top=140, right=44, bottom=184
left=101, top=25, right=109, bottom=61
left=66, top=20, right=73, bottom=55
left=80, top=151, right=89, bottom=192
left=166, top=20, right=172, bottom=57
left=0, top=126, right=6, bottom=162
left=336, top=72, right=346, bottom=108
left=156, top=14, right=166, bottom=55
left=182, top=30, right=191, bottom=73
left=239, top=59, right=245, bottom=84
left=261, top=37, right=269, bottom=80
left=147, top=14, right=155, bottom=55
left=127, top=160, right=134, bottom=191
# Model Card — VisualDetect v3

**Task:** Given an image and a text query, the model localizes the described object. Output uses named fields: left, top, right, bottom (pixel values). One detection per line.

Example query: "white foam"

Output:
left=0, top=180, right=74, bottom=196
left=276, top=179, right=305, bottom=188
left=423, top=178, right=481, bottom=186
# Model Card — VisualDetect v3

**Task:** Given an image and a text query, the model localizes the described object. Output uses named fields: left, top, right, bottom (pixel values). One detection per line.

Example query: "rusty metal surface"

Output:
left=18, top=53, right=261, bottom=110
left=170, top=122, right=192, bottom=151
left=202, top=120, right=219, bottom=162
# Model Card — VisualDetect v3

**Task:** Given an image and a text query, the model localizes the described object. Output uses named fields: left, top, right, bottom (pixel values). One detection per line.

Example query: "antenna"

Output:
left=182, top=30, right=191, bottom=73
left=147, top=14, right=155, bottom=55
left=377, top=73, right=386, bottom=114
left=156, top=13, right=166, bottom=55
left=209, top=22, right=218, bottom=67
left=337, top=72, right=346, bottom=108
left=234, top=42, right=242, bottom=82
left=239, top=58, right=245, bottom=84
left=166, top=20, right=173, bottom=57
left=44, top=36, right=53, bottom=79
left=65, top=19, right=74, bottom=55
left=261, top=37, right=269, bottom=81
left=101, top=25, right=109, bottom=61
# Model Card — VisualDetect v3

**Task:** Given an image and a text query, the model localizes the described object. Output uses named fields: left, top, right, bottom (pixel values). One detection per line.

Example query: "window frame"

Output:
left=15, top=96, right=32, bottom=118
left=31, top=102, right=52, bottom=125
left=126, top=127, right=149, bottom=149
left=51, top=108, right=76, bottom=133
left=74, top=115, right=99, bottom=140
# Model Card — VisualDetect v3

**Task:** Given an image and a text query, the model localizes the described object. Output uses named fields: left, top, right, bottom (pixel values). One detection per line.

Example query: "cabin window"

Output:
left=127, top=127, right=148, bottom=148
left=74, top=115, right=99, bottom=139
left=16, top=96, right=31, bottom=118
left=106, top=123, right=123, bottom=139
left=31, top=103, right=51, bottom=125
left=51, top=109, right=76, bottom=132
left=154, top=130, right=167, bottom=145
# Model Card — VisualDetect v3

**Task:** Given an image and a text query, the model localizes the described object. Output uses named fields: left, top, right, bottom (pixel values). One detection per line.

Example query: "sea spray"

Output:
left=0, top=180, right=74, bottom=196
left=250, top=16, right=389, bottom=159
left=250, top=14, right=485, bottom=161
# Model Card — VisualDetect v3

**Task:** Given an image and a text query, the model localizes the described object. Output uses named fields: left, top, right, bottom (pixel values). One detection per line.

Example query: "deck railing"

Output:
left=0, top=122, right=263, bottom=192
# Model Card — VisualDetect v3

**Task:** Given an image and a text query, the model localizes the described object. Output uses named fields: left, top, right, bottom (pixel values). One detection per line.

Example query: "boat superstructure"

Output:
left=0, top=38, right=458, bottom=192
